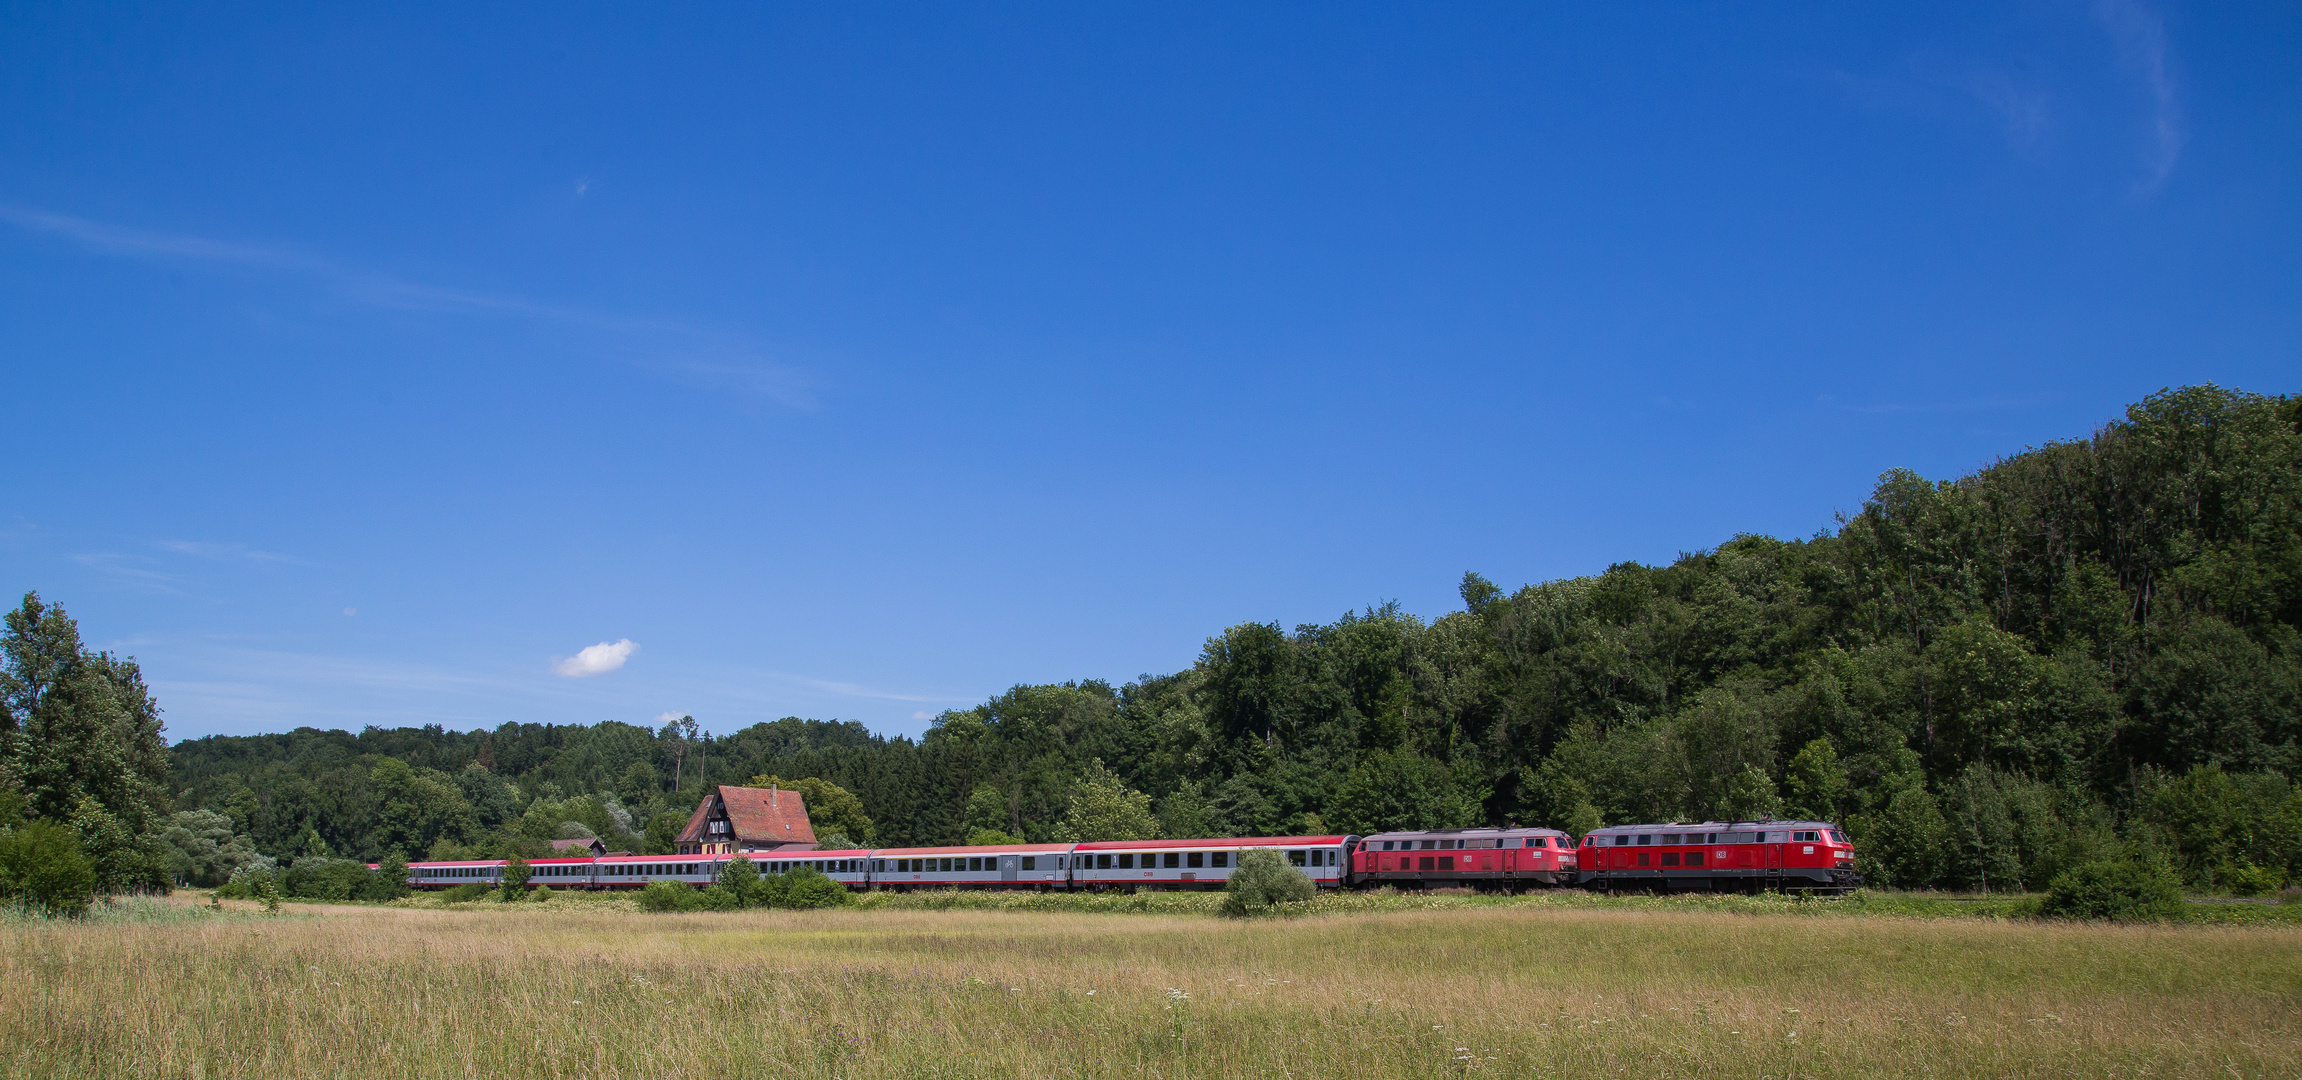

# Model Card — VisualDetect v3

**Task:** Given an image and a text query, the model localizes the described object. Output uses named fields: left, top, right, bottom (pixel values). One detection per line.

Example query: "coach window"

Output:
left=1161, top=853, right=1178, bottom=869
left=1212, top=852, right=1228, bottom=868
left=1094, top=854, right=1110, bottom=869
left=1115, top=854, right=1132, bottom=869
left=1186, top=852, right=1204, bottom=869
left=1287, top=850, right=1306, bottom=867
left=1021, top=856, right=1036, bottom=870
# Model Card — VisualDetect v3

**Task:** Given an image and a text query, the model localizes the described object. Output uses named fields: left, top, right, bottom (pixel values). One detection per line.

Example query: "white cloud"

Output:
left=912, top=710, right=935, bottom=720
left=554, top=639, right=639, bottom=678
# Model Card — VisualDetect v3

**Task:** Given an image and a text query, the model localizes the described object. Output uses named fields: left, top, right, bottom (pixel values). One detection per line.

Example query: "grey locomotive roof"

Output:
left=1360, top=825, right=1570, bottom=839
left=1584, top=819, right=1841, bottom=835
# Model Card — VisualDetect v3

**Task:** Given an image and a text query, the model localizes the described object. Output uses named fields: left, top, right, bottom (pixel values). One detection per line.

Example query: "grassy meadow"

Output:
left=2, top=893, right=2297, bottom=1079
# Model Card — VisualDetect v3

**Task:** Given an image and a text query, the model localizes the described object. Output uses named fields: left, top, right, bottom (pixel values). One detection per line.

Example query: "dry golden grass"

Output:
left=2, top=894, right=2296, bottom=1078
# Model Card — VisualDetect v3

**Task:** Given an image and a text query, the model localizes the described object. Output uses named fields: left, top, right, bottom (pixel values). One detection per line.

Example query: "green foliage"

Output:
left=782, top=865, right=851, bottom=908
left=440, top=882, right=492, bottom=903
left=2039, top=858, right=2187, bottom=922
left=964, top=827, right=1023, bottom=845
left=1051, top=760, right=1158, bottom=842
left=0, top=819, right=96, bottom=915
left=156, top=810, right=263, bottom=888
left=643, top=812, right=685, bottom=855
left=1220, top=848, right=1316, bottom=916
left=372, top=851, right=411, bottom=900
left=2142, top=765, right=2302, bottom=890
left=498, top=855, right=531, bottom=901
left=636, top=878, right=701, bottom=912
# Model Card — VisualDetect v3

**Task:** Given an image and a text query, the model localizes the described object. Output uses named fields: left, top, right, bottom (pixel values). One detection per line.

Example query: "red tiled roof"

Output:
left=677, top=784, right=816, bottom=847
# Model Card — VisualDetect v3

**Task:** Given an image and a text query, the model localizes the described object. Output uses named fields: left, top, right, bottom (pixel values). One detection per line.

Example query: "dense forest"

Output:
left=12, top=385, right=2302, bottom=898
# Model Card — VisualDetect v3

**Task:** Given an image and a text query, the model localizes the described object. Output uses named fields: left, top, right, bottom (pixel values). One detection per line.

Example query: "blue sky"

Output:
left=3, top=3, right=2296, bottom=743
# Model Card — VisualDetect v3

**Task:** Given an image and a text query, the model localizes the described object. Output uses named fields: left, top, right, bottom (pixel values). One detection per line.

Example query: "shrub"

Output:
left=1221, top=849, right=1315, bottom=916
left=498, top=856, right=531, bottom=902
left=2222, top=863, right=2285, bottom=897
left=441, top=882, right=493, bottom=904
left=367, top=852, right=411, bottom=901
left=281, top=857, right=374, bottom=902
left=529, top=885, right=554, bottom=903
left=2039, top=859, right=2186, bottom=922
left=698, top=884, right=742, bottom=911
left=635, top=879, right=701, bottom=912
left=0, top=820, right=97, bottom=916
left=784, top=866, right=851, bottom=909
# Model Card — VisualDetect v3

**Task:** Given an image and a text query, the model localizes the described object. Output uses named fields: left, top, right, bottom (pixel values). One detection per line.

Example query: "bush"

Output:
left=635, top=879, right=701, bottom=912
left=784, top=866, right=851, bottom=909
left=281, top=857, right=375, bottom=902
left=698, top=884, right=742, bottom=911
left=441, top=882, right=493, bottom=904
left=2222, top=863, right=2285, bottom=897
left=529, top=885, right=554, bottom=903
left=368, top=852, right=411, bottom=901
left=2039, top=859, right=2186, bottom=922
left=498, top=856, right=531, bottom=902
left=1221, top=849, right=1315, bottom=916
left=0, top=820, right=97, bottom=916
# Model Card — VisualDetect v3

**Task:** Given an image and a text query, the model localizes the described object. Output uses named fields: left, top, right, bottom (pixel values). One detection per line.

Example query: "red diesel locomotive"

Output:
left=1350, top=826, right=1577, bottom=890
left=1574, top=819, right=1860, bottom=894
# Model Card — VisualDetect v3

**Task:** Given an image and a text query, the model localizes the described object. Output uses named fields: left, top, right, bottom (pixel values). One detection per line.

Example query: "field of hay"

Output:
left=3, top=894, right=2296, bottom=1079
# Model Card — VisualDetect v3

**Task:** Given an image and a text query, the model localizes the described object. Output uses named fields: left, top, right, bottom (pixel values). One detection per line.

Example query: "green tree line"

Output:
left=12, top=385, right=2301, bottom=905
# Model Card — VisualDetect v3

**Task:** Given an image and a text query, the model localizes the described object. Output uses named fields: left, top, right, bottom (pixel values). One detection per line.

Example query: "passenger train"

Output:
left=402, top=819, right=1859, bottom=895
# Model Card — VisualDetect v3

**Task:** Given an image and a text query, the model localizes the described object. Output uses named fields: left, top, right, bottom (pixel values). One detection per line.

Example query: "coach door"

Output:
left=999, top=855, right=1019, bottom=882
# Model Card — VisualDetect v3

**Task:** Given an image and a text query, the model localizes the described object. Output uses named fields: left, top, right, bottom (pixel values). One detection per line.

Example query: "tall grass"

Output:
left=3, top=896, right=2294, bottom=1078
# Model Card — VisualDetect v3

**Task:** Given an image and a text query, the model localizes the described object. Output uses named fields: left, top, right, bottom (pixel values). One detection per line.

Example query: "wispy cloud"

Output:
left=68, top=551, right=184, bottom=595
left=1960, top=71, right=2052, bottom=152
left=554, top=639, right=639, bottom=678
left=2092, top=0, right=2183, bottom=191
left=0, top=204, right=817, bottom=407
left=156, top=540, right=304, bottom=565
left=780, top=674, right=955, bottom=704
